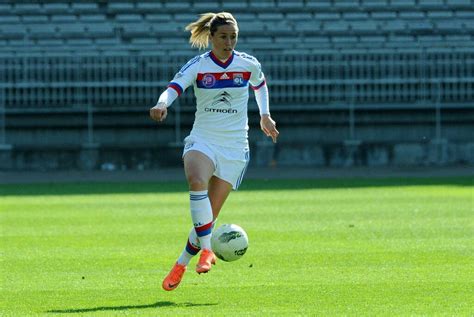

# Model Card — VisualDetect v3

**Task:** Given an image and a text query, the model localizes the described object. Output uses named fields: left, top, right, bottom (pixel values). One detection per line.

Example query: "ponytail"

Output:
left=185, top=12, right=238, bottom=50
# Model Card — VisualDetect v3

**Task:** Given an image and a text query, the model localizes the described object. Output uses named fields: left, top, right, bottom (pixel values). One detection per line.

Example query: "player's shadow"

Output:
left=47, top=301, right=217, bottom=314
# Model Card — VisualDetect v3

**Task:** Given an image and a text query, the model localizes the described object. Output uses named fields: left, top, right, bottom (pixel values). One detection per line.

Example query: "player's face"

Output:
left=210, top=24, right=238, bottom=60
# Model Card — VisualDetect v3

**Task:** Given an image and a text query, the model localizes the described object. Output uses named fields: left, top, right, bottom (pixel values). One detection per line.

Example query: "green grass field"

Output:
left=1, top=177, right=473, bottom=316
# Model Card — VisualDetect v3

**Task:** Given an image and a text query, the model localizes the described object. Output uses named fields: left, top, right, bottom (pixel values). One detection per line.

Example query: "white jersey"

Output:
left=167, top=50, right=266, bottom=148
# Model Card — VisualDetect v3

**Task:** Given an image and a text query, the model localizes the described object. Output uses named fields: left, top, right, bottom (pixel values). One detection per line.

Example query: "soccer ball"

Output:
left=211, top=224, right=249, bottom=262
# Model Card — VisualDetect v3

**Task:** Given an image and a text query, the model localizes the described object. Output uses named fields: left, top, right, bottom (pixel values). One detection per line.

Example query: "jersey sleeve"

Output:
left=249, top=59, right=266, bottom=90
left=168, top=56, right=200, bottom=96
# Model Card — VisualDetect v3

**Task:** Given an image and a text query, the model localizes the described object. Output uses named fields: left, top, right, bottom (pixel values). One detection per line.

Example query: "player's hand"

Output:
left=149, top=102, right=168, bottom=122
left=260, top=114, right=279, bottom=143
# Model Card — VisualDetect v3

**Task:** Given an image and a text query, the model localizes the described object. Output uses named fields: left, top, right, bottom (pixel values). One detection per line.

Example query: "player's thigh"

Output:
left=208, top=176, right=232, bottom=219
left=183, top=150, right=215, bottom=189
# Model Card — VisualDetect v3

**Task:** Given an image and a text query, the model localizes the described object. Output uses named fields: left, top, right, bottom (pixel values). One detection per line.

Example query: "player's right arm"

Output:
left=149, top=55, right=200, bottom=123
left=150, top=87, right=177, bottom=122
left=149, top=102, right=168, bottom=122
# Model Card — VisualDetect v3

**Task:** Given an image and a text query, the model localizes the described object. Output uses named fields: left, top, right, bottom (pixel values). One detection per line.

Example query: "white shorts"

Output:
left=182, top=136, right=250, bottom=190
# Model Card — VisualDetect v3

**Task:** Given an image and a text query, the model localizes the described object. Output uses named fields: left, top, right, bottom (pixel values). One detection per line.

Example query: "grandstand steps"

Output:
left=2, top=105, right=473, bottom=170
left=1, top=0, right=473, bottom=169
left=4, top=105, right=473, bottom=142
left=1, top=0, right=474, bottom=54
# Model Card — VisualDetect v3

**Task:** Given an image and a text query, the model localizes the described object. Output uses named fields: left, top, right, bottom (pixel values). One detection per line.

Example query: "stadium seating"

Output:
left=0, top=0, right=474, bottom=169
left=0, top=1, right=473, bottom=169
left=0, top=0, right=473, bottom=56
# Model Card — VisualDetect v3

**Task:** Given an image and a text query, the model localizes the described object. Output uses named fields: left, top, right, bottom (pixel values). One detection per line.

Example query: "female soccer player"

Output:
left=149, top=12, right=279, bottom=291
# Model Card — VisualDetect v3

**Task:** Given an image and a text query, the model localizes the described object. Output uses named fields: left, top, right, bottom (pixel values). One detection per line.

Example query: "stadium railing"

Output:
left=1, top=49, right=473, bottom=111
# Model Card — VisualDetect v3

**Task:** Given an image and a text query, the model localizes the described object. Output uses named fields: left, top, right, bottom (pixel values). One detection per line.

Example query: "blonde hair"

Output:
left=185, top=12, right=238, bottom=50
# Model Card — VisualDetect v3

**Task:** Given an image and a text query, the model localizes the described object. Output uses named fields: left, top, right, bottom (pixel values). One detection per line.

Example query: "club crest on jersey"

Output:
left=202, top=73, right=216, bottom=88
left=233, top=73, right=244, bottom=86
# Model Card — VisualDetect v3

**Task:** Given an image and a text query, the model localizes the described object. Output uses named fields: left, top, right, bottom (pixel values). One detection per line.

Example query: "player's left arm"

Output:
left=250, top=61, right=279, bottom=143
left=256, top=85, right=279, bottom=143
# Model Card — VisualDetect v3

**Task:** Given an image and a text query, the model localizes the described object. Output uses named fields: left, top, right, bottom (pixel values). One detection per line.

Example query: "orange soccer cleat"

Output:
left=196, top=249, right=217, bottom=274
left=162, top=263, right=187, bottom=291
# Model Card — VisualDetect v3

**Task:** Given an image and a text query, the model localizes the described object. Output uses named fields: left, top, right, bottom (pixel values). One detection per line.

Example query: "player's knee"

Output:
left=187, top=176, right=208, bottom=191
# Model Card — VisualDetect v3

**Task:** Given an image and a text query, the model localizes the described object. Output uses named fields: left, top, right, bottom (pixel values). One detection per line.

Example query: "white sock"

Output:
left=189, top=190, right=213, bottom=251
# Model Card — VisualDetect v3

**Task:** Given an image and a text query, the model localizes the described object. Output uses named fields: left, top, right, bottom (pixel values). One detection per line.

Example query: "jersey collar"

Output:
left=209, top=51, right=234, bottom=69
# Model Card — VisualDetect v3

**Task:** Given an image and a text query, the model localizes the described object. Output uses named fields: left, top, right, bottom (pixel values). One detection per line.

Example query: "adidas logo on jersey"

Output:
left=220, top=73, right=230, bottom=80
